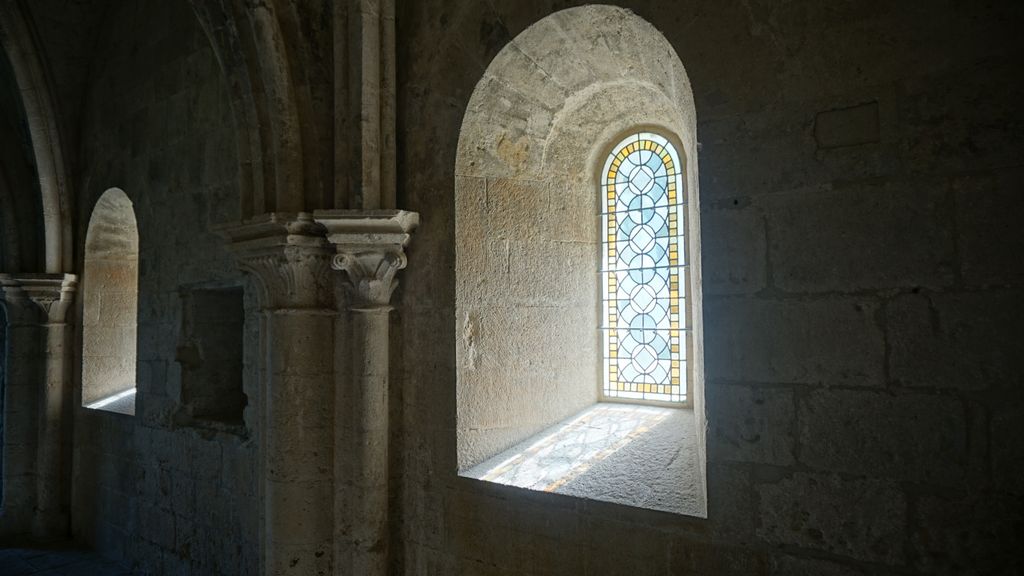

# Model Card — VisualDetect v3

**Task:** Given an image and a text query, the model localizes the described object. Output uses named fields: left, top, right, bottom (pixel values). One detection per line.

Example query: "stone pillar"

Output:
left=0, top=273, right=77, bottom=539
left=314, top=210, right=417, bottom=576
left=216, top=214, right=335, bottom=576
left=334, top=0, right=397, bottom=210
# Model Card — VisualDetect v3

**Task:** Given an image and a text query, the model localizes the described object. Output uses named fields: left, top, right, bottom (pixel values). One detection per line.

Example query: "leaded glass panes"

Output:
left=602, top=132, right=686, bottom=403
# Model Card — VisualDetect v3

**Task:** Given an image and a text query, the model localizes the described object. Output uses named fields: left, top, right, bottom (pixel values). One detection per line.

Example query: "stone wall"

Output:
left=0, top=46, right=43, bottom=274
left=396, top=1, right=1024, bottom=574
left=69, top=1, right=257, bottom=574
left=1, top=0, right=1020, bottom=574
left=0, top=292, right=43, bottom=538
left=0, top=306, right=7, bottom=514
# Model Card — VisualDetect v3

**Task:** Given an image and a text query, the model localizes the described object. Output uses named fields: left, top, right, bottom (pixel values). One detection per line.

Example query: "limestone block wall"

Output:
left=0, top=306, right=42, bottom=538
left=177, top=287, right=246, bottom=426
left=69, top=1, right=258, bottom=574
left=0, top=305, right=36, bottom=537
left=0, top=47, right=44, bottom=275
left=454, top=173, right=601, bottom=468
left=397, top=1, right=1024, bottom=574
left=80, top=257, right=138, bottom=404
left=0, top=307, right=5, bottom=504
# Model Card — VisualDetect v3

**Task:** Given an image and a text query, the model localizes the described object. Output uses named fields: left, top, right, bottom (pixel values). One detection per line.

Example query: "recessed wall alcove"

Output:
left=174, top=284, right=247, bottom=432
left=454, top=5, right=706, bottom=517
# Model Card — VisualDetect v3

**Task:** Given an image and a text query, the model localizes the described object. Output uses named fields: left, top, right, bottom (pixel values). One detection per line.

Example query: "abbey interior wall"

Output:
left=67, top=1, right=258, bottom=573
left=396, top=1, right=1023, bottom=574
left=1, top=0, right=1020, bottom=575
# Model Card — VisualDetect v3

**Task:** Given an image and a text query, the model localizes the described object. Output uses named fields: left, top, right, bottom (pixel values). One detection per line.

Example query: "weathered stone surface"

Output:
left=670, top=542, right=770, bottom=576
left=62, top=1, right=257, bottom=572
left=954, top=167, right=1024, bottom=287
left=757, top=473, right=907, bottom=564
left=705, top=297, right=884, bottom=386
left=769, top=554, right=901, bottom=576
left=766, top=180, right=955, bottom=293
left=457, top=303, right=598, bottom=469
left=910, top=492, right=1024, bottom=575
left=814, top=101, right=880, bottom=149
left=81, top=191, right=139, bottom=405
left=887, top=290, right=1024, bottom=390
left=990, top=397, right=1024, bottom=495
left=697, top=91, right=901, bottom=203
left=798, top=389, right=966, bottom=486
left=0, top=0, right=1020, bottom=573
left=707, top=384, right=795, bottom=466
left=899, top=58, right=1024, bottom=176
left=701, top=206, right=767, bottom=296
left=706, top=463, right=759, bottom=545
left=697, top=110, right=813, bottom=202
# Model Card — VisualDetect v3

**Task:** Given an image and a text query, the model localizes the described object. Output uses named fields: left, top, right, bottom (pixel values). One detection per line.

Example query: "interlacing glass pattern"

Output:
left=602, top=132, right=686, bottom=403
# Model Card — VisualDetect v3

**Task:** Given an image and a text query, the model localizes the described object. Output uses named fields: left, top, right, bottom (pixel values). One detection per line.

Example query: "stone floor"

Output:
left=0, top=544, right=134, bottom=575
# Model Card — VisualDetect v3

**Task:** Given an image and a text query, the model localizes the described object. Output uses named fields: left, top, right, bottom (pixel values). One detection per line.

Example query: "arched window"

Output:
left=602, top=132, right=688, bottom=405
left=455, top=6, right=706, bottom=517
left=81, top=188, right=138, bottom=415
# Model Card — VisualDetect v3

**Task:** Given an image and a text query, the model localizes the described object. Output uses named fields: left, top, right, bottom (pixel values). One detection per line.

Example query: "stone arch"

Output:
left=454, top=5, right=706, bottom=515
left=0, top=2, right=73, bottom=273
left=0, top=114, right=31, bottom=272
left=189, top=0, right=329, bottom=218
left=81, top=189, right=138, bottom=413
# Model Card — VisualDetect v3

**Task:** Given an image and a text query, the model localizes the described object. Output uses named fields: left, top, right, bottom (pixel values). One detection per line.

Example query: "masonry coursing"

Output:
left=0, top=0, right=1020, bottom=575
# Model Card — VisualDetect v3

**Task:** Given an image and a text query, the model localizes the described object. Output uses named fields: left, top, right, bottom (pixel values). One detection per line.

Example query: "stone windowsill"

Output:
left=84, top=388, right=136, bottom=416
left=461, top=402, right=704, bottom=516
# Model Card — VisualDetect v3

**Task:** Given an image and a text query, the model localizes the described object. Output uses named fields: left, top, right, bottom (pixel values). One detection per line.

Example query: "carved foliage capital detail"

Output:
left=332, top=249, right=407, bottom=309
left=0, top=274, right=78, bottom=323
left=236, top=246, right=333, bottom=310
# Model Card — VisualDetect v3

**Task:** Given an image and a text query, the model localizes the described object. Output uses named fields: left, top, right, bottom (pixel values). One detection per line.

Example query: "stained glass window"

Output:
left=602, top=132, right=686, bottom=404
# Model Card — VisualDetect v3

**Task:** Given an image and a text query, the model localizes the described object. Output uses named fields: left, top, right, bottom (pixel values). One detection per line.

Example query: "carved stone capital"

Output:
left=214, top=213, right=334, bottom=310
left=0, top=273, right=78, bottom=323
left=314, top=210, right=419, bottom=310
left=331, top=250, right=406, bottom=309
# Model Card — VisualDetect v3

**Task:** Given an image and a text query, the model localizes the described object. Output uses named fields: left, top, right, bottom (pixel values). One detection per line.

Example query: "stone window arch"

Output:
left=81, top=188, right=139, bottom=415
left=455, top=6, right=706, bottom=516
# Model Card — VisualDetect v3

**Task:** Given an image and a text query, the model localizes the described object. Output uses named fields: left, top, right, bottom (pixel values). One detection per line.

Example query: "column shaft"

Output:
left=342, top=307, right=390, bottom=575
left=33, top=320, right=71, bottom=537
left=0, top=317, right=41, bottom=536
left=216, top=213, right=336, bottom=576
left=264, top=309, right=335, bottom=575
left=314, top=209, right=418, bottom=576
left=0, top=273, right=76, bottom=539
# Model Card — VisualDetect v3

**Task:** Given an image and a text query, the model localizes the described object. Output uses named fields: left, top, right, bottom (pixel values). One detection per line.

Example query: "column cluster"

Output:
left=0, top=273, right=77, bottom=538
left=218, top=210, right=417, bottom=576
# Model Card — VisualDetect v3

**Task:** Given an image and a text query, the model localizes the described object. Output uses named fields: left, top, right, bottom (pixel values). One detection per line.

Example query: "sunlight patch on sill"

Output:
left=463, top=403, right=674, bottom=492
left=85, top=388, right=136, bottom=416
